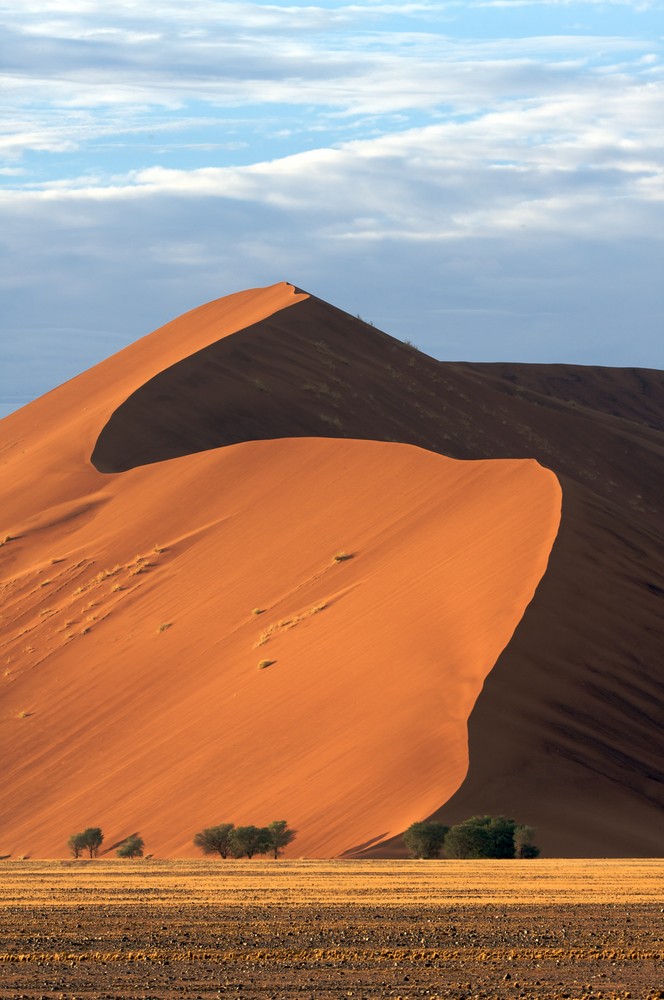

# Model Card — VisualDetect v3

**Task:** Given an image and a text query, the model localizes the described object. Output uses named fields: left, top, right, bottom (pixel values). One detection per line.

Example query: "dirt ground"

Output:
left=0, top=859, right=661, bottom=999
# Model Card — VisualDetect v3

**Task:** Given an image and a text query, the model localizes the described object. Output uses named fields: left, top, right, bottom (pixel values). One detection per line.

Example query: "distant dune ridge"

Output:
left=1, top=282, right=662, bottom=859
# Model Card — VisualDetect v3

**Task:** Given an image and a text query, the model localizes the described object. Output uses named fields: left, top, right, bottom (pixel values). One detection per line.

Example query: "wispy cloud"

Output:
left=1, top=1, right=663, bottom=414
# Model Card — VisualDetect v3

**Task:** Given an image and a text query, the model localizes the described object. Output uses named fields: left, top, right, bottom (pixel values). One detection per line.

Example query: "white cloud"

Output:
left=1, top=0, right=663, bottom=413
left=4, top=72, right=661, bottom=236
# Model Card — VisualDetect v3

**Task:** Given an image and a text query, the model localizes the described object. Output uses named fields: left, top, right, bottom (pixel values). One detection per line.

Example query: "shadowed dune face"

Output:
left=90, top=295, right=449, bottom=473
left=2, top=281, right=663, bottom=858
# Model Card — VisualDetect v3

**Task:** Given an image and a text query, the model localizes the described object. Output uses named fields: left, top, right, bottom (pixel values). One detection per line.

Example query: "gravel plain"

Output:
left=0, top=859, right=662, bottom=1000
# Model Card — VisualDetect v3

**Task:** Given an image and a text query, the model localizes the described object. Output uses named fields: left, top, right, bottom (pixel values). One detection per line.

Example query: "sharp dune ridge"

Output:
left=0, top=281, right=662, bottom=858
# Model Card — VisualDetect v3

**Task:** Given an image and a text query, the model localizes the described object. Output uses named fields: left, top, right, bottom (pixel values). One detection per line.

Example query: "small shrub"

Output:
left=252, top=608, right=265, bottom=615
left=157, top=622, right=172, bottom=633
left=258, top=659, right=275, bottom=670
left=319, top=413, right=343, bottom=430
left=333, top=552, right=353, bottom=563
left=117, top=834, right=144, bottom=859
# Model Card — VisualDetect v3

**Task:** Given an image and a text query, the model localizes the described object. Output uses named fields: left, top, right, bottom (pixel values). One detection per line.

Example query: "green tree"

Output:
left=82, top=827, right=104, bottom=858
left=403, top=822, right=449, bottom=859
left=486, top=816, right=517, bottom=858
left=230, top=825, right=270, bottom=859
left=193, top=824, right=235, bottom=858
left=67, top=832, right=87, bottom=858
left=514, top=825, right=540, bottom=858
left=444, top=819, right=492, bottom=859
left=117, top=834, right=144, bottom=859
left=70, top=827, right=104, bottom=858
left=263, top=820, right=296, bottom=859
left=444, top=816, right=516, bottom=859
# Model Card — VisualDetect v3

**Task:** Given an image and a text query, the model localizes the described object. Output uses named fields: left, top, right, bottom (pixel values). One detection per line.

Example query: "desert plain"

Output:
left=1, top=858, right=663, bottom=999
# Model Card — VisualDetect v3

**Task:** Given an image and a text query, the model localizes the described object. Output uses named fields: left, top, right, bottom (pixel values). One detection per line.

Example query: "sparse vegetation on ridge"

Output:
left=254, top=604, right=328, bottom=648
left=318, top=412, right=343, bottom=430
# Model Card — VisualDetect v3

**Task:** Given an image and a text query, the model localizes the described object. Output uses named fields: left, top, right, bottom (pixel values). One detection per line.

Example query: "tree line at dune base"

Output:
left=66, top=821, right=296, bottom=860
left=63, top=816, right=538, bottom=861
left=404, top=816, right=540, bottom=859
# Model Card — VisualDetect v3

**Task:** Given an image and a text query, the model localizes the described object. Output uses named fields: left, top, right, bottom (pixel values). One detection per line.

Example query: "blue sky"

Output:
left=2, top=1, right=663, bottom=417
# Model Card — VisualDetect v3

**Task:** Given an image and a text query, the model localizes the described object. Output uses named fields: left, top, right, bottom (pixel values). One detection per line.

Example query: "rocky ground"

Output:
left=0, top=860, right=661, bottom=999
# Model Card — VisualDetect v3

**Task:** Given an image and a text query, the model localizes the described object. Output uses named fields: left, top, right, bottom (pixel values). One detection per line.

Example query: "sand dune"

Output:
left=1, top=281, right=662, bottom=858
left=1, top=441, right=558, bottom=857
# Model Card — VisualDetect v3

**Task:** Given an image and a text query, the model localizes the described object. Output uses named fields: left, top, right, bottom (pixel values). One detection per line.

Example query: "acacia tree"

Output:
left=403, top=822, right=449, bottom=859
left=230, top=825, right=270, bottom=859
left=81, top=827, right=104, bottom=858
left=67, top=832, right=87, bottom=858
left=193, top=824, right=236, bottom=858
left=68, top=828, right=103, bottom=858
left=117, top=835, right=145, bottom=859
left=263, top=821, right=296, bottom=859
left=443, top=819, right=493, bottom=859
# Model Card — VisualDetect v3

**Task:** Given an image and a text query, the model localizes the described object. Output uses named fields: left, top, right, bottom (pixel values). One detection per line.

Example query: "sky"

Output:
left=1, top=1, right=663, bottom=418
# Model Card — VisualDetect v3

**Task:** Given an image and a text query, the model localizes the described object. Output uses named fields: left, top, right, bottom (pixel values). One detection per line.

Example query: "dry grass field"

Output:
left=0, top=859, right=662, bottom=999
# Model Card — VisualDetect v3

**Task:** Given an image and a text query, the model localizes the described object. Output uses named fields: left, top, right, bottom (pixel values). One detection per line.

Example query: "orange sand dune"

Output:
left=0, top=284, right=561, bottom=858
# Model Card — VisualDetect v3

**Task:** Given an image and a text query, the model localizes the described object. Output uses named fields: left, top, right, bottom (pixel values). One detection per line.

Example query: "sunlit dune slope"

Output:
left=0, top=430, right=559, bottom=858
left=2, top=281, right=662, bottom=857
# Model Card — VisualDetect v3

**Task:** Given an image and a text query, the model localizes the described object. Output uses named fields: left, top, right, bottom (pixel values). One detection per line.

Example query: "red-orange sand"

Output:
left=0, top=283, right=560, bottom=858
